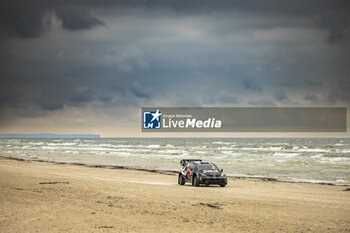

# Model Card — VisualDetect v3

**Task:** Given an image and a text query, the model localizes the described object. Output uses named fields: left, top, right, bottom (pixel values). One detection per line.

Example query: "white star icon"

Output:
left=151, top=109, right=161, bottom=122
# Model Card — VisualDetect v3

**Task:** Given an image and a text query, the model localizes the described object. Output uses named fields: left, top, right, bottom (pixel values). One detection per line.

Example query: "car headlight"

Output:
left=221, top=173, right=226, bottom=177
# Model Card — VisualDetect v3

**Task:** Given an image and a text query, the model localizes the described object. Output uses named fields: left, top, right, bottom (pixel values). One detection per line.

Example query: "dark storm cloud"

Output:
left=1, top=0, right=349, bottom=39
left=0, top=1, right=46, bottom=38
left=0, top=0, right=105, bottom=38
left=304, top=91, right=349, bottom=105
left=314, top=10, right=350, bottom=44
left=243, top=80, right=262, bottom=92
left=55, top=8, right=105, bottom=31
left=247, top=98, right=276, bottom=107
left=130, top=86, right=152, bottom=99
left=273, top=90, right=290, bottom=103
left=0, top=0, right=350, bottom=125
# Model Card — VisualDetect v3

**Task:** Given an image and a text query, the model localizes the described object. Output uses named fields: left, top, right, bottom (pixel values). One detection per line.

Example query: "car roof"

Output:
left=192, top=161, right=213, bottom=165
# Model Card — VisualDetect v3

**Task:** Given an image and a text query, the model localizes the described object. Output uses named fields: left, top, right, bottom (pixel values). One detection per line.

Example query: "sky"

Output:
left=0, top=0, right=349, bottom=137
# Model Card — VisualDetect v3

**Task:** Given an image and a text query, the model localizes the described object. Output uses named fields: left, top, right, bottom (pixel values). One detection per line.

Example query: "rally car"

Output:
left=178, top=159, right=227, bottom=187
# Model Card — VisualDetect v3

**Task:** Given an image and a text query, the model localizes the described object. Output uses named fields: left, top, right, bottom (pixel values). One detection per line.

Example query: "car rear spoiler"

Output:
left=180, top=159, right=202, bottom=166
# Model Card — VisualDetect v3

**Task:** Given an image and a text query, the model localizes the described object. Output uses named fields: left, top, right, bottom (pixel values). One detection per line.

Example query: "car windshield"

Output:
left=196, top=164, right=218, bottom=171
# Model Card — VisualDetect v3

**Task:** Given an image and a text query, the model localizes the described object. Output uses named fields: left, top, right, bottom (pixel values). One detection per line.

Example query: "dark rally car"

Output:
left=178, top=159, right=227, bottom=187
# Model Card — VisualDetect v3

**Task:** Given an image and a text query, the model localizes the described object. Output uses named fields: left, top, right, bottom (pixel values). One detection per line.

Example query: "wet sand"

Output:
left=0, top=157, right=349, bottom=232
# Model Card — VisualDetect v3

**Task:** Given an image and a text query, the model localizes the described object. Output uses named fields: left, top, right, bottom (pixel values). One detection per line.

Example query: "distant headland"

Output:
left=0, top=134, right=100, bottom=138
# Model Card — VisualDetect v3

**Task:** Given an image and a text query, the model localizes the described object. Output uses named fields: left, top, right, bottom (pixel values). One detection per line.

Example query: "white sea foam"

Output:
left=114, top=152, right=131, bottom=157
left=218, top=146, right=235, bottom=150
left=28, top=142, right=45, bottom=145
left=273, top=153, right=299, bottom=157
left=336, top=179, right=347, bottom=183
left=311, top=154, right=323, bottom=159
left=288, top=178, right=348, bottom=185
left=41, top=146, right=59, bottom=150
left=212, top=141, right=231, bottom=145
left=297, top=148, right=329, bottom=153
left=266, top=142, right=290, bottom=146
left=98, top=143, right=115, bottom=147
left=220, top=151, right=233, bottom=154
left=64, top=150, right=79, bottom=154
left=47, top=142, right=77, bottom=146
left=146, top=144, right=161, bottom=148
left=159, top=149, right=183, bottom=154
left=240, top=147, right=283, bottom=151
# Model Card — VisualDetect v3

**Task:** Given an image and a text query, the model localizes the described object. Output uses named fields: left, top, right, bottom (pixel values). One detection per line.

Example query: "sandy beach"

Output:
left=0, top=157, right=349, bottom=233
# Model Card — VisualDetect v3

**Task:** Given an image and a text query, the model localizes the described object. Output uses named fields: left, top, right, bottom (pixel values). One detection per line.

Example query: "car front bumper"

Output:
left=199, top=176, right=227, bottom=185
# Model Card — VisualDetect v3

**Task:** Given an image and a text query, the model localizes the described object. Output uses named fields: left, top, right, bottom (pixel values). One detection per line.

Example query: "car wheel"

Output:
left=178, top=174, right=185, bottom=185
left=220, top=184, right=226, bottom=187
left=193, top=175, right=200, bottom=186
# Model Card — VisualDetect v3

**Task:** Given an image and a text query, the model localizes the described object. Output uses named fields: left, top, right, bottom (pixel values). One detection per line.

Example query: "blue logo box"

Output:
left=143, top=110, right=161, bottom=129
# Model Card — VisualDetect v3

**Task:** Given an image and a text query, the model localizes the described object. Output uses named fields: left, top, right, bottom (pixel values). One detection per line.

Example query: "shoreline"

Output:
left=1, top=154, right=348, bottom=186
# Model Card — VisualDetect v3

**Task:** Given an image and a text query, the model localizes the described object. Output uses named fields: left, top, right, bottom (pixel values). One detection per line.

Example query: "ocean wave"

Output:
left=146, top=144, right=161, bottom=148
left=265, top=142, right=290, bottom=146
left=296, top=148, right=329, bottom=153
left=212, top=141, right=232, bottom=145
left=64, top=150, right=79, bottom=154
left=240, top=147, right=283, bottom=151
left=217, top=146, right=236, bottom=150
left=195, top=150, right=207, bottom=154
left=28, top=142, right=45, bottom=145
left=220, top=151, right=233, bottom=155
left=273, top=153, right=299, bottom=157
left=157, top=149, right=184, bottom=154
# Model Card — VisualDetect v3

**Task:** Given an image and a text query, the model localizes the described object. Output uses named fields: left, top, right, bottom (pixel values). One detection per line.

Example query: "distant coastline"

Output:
left=0, top=133, right=100, bottom=138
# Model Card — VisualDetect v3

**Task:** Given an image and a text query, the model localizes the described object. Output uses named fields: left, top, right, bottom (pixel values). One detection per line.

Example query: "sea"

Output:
left=0, top=138, right=349, bottom=185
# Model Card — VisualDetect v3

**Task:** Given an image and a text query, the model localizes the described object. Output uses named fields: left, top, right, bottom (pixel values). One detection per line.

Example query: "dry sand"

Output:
left=0, top=157, right=349, bottom=232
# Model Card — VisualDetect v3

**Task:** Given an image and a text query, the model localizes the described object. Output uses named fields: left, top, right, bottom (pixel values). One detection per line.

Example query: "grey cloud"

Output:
left=202, top=94, right=240, bottom=105
left=0, top=1, right=47, bottom=38
left=323, top=91, right=349, bottom=104
left=96, top=92, right=114, bottom=103
left=40, top=102, right=64, bottom=111
left=219, top=95, right=240, bottom=104
left=304, top=94, right=321, bottom=104
left=247, top=98, right=276, bottom=106
left=2, top=0, right=349, bottom=39
left=243, top=79, right=262, bottom=92
left=55, top=8, right=105, bottom=31
left=303, top=91, right=349, bottom=105
left=314, top=11, right=350, bottom=44
left=0, top=0, right=105, bottom=39
left=67, top=87, right=95, bottom=104
left=273, top=90, right=290, bottom=103
left=130, top=86, right=152, bottom=99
